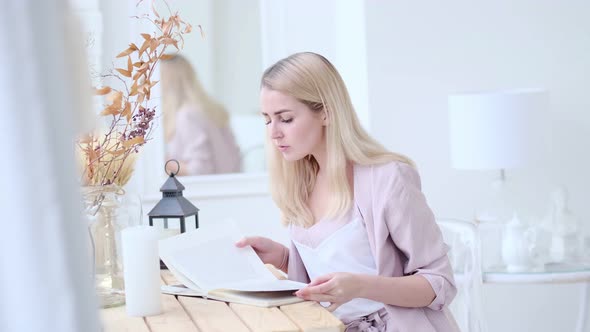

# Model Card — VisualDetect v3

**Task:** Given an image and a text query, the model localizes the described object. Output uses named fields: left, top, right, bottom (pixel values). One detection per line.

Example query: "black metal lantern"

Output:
left=148, top=159, right=199, bottom=233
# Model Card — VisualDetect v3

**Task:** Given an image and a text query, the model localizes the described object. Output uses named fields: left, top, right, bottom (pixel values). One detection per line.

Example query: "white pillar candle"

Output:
left=159, top=228, right=180, bottom=240
left=122, top=226, right=162, bottom=317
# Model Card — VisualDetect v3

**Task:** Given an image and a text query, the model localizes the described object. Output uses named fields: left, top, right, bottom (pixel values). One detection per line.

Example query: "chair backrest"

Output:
left=437, top=218, right=486, bottom=332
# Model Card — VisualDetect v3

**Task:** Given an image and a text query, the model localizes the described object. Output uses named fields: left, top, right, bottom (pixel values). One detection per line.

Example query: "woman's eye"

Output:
left=281, top=118, right=293, bottom=123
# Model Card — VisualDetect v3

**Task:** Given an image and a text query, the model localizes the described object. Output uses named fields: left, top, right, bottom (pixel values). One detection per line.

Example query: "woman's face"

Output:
left=260, top=88, right=326, bottom=161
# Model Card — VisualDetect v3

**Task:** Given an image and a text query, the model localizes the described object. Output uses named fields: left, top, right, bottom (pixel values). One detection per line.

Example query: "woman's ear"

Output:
left=322, top=109, right=329, bottom=126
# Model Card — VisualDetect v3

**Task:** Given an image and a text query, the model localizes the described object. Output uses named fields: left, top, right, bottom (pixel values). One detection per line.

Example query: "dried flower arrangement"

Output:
left=78, top=1, right=193, bottom=188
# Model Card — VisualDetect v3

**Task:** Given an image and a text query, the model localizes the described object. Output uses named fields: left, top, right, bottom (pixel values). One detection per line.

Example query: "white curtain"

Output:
left=0, top=1, right=99, bottom=331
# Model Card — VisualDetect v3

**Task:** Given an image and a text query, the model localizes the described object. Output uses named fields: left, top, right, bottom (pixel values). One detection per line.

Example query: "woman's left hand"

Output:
left=294, top=272, right=364, bottom=312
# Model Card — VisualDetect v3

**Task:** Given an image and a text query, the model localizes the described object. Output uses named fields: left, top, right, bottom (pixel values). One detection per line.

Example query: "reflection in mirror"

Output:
left=161, top=54, right=242, bottom=176
left=159, top=0, right=266, bottom=176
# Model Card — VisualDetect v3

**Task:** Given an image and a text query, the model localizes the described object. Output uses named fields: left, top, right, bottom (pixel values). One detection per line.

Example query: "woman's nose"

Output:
left=269, top=123, right=283, bottom=139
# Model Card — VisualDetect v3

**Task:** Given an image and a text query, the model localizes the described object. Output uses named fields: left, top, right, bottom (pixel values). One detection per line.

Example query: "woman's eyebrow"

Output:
left=261, top=109, right=292, bottom=116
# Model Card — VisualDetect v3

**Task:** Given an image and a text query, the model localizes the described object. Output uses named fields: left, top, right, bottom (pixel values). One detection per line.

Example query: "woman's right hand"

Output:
left=235, top=236, right=288, bottom=272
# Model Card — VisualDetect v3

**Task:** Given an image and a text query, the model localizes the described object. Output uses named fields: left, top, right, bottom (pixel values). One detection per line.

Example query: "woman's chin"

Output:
left=281, top=151, right=305, bottom=162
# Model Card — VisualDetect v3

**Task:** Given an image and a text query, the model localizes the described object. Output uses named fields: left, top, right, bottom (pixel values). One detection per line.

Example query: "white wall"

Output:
left=365, top=1, right=590, bottom=331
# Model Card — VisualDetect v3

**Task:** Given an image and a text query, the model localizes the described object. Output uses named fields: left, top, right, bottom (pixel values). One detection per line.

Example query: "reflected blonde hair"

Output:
left=261, top=52, right=415, bottom=228
left=161, top=54, right=229, bottom=141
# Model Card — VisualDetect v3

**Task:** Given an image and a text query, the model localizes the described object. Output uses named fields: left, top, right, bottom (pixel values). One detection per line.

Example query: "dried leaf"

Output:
left=149, top=39, right=159, bottom=52
left=123, top=136, right=145, bottom=148
left=130, top=81, right=139, bottom=96
left=161, top=37, right=176, bottom=45
left=133, top=61, right=144, bottom=68
left=159, top=53, right=175, bottom=60
left=94, top=86, right=112, bottom=95
left=100, top=104, right=121, bottom=116
left=184, top=24, right=192, bottom=34
left=151, top=0, right=160, bottom=18
left=133, top=70, right=144, bottom=81
left=107, top=91, right=123, bottom=104
left=116, top=68, right=132, bottom=77
left=78, top=134, right=93, bottom=144
left=142, top=82, right=151, bottom=94
left=141, top=33, right=152, bottom=41
left=198, top=25, right=205, bottom=38
left=160, top=37, right=178, bottom=50
left=127, top=56, right=132, bottom=72
left=106, top=148, right=126, bottom=157
left=139, top=38, right=150, bottom=56
left=116, top=47, right=135, bottom=58
left=122, top=101, right=132, bottom=123
left=163, top=20, right=173, bottom=35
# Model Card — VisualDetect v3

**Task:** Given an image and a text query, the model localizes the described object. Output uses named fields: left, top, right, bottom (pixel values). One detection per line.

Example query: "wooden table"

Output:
left=100, top=270, right=344, bottom=332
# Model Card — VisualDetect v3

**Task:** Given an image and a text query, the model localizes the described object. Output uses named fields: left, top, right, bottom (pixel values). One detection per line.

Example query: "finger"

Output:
left=297, top=281, right=333, bottom=297
left=235, top=236, right=263, bottom=248
left=234, top=238, right=247, bottom=247
left=326, top=303, right=342, bottom=312
left=308, top=273, right=335, bottom=287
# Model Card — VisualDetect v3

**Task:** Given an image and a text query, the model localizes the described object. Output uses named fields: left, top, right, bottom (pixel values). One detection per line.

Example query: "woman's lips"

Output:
left=278, top=145, right=289, bottom=152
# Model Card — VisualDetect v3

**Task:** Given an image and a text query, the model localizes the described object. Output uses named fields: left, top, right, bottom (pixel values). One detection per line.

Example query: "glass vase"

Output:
left=82, top=185, right=127, bottom=308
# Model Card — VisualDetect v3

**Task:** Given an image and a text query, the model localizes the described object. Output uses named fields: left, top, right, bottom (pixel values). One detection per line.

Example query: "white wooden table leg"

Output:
left=576, top=282, right=589, bottom=332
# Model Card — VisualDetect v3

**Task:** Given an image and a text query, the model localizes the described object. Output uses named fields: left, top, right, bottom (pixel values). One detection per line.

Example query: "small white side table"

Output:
left=484, top=263, right=590, bottom=332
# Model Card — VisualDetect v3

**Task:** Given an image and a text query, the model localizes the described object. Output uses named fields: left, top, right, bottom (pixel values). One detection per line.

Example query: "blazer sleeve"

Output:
left=381, top=163, right=457, bottom=311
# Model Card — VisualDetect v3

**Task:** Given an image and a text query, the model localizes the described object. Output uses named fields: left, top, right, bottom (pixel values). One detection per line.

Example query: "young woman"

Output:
left=236, top=52, right=458, bottom=331
left=161, top=54, right=241, bottom=175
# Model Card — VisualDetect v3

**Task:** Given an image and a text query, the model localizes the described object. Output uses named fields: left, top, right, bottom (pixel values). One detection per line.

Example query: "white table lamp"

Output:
left=449, top=88, right=549, bottom=175
left=448, top=88, right=550, bottom=269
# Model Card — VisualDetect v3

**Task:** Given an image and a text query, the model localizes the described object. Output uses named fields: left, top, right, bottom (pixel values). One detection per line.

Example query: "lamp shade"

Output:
left=448, top=89, right=550, bottom=170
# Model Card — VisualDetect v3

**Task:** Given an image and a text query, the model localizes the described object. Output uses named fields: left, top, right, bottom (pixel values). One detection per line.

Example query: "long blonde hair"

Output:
left=261, top=52, right=415, bottom=227
left=161, top=54, right=229, bottom=141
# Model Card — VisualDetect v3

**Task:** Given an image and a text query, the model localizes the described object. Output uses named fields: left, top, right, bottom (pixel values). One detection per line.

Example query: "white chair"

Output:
left=437, top=218, right=486, bottom=332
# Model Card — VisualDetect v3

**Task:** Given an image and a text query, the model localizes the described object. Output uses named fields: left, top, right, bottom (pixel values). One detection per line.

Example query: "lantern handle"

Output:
left=165, top=159, right=181, bottom=176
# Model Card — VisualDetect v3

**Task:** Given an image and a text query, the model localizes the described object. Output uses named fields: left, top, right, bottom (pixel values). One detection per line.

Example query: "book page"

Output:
left=161, top=284, right=304, bottom=307
left=159, top=220, right=306, bottom=292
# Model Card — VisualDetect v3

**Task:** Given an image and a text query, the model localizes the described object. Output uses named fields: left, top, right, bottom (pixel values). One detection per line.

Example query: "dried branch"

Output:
left=77, top=0, right=191, bottom=187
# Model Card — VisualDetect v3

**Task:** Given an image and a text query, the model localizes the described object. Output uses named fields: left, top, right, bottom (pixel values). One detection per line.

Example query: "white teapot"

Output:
left=501, top=213, right=536, bottom=272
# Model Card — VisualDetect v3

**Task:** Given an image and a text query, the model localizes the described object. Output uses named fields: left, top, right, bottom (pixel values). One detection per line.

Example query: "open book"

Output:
left=159, top=221, right=307, bottom=307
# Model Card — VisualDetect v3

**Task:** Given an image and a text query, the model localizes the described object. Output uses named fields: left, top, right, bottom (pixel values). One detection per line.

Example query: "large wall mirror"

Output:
left=132, top=0, right=270, bottom=201
left=156, top=0, right=266, bottom=177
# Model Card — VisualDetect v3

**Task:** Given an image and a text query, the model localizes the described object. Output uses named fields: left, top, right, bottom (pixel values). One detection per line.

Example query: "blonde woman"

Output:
left=236, top=52, right=458, bottom=331
left=161, top=54, right=241, bottom=175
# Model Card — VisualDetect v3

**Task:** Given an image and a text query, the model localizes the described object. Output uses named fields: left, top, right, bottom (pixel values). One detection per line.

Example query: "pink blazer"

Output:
left=166, top=106, right=241, bottom=175
left=287, top=161, right=459, bottom=332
